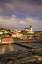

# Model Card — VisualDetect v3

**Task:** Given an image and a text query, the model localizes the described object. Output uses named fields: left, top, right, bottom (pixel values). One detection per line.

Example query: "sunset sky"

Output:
left=0, top=0, right=42, bottom=31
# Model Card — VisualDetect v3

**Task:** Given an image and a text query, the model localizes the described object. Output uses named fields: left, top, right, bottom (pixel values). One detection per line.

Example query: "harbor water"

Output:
left=0, top=42, right=42, bottom=54
left=28, top=42, right=42, bottom=48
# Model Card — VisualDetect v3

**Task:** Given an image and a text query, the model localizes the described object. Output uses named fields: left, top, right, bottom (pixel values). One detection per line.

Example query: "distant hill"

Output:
left=0, top=27, right=11, bottom=31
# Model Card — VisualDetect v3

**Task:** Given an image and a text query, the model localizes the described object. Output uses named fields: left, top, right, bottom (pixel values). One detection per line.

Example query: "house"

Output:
left=4, top=30, right=8, bottom=33
left=17, top=30, right=21, bottom=33
left=12, top=31, right=23, bottom=38
left=0, top=31, right=3, bottom=34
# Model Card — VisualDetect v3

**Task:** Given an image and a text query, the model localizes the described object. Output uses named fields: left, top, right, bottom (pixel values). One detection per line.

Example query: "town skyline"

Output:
left=0, top=0, right=42, bottom=31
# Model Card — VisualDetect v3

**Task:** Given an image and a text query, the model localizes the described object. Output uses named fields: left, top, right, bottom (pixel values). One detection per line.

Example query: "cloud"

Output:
left=0, top=15, right=42, bottom=31
left=0, top=0, right=12, bottom=3
left=0, top=6, right=4, bottom=14
left=0, top=0, right=42, bottom=31
left=0, top=0, right=42, bottom=16
left=12, top=0, right=42, bottom=13
left=5, top=3, right=16, bottom=11
left=0, top=8, right=3, bottom=14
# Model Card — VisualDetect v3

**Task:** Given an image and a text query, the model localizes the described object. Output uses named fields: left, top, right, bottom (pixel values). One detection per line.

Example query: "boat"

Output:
left=0, top=37, right=14, bottom=44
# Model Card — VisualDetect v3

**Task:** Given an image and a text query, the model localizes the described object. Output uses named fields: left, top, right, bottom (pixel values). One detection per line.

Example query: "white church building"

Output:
left=25, top=25, right=34, bottom=33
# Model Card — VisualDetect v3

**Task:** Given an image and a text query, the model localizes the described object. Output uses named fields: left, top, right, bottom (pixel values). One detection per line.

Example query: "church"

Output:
left=25, top=25, right=34, bottom=33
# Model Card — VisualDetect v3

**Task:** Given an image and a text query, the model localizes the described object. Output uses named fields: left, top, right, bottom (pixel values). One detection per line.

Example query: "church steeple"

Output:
left=30, top=25, right=32, bottom=28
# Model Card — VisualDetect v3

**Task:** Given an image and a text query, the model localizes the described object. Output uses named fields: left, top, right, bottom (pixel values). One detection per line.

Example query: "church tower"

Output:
left=30, top=25, right=32, bottom=28
left=30, top=25, right=33, bottom=33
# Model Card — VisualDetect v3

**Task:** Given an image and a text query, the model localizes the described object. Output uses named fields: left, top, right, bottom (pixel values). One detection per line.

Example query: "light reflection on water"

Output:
left=0, top=44, right=27, bottom=54
left=0, top=43, right=42, bottom=54
left=0, top=44, right=14, bottom=54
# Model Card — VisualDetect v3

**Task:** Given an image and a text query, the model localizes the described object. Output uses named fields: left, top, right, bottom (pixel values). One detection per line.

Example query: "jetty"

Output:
left=15, top=42, right=37, bottom=49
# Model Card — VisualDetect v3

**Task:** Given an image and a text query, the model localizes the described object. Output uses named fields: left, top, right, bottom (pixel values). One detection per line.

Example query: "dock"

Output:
left=14, top=39, right=42, bottom=43
left=15, top=42, right=37, bottom=49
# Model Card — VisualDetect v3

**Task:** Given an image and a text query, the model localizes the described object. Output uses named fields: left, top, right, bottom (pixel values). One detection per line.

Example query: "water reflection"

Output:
left=0, top=44, right=14, bottom=54
left=0, top=43, right=42, bottom=54
left=0, top=44, right=27, bottom=54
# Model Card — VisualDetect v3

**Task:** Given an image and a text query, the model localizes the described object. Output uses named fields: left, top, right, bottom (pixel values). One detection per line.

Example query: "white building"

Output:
left=0, top=31, right=3, bottom=34
left=12, top=31, right=23, bottom=38
left=25, top=25, right=34, bottom=33
left=4, top=31, right=8, bottom=33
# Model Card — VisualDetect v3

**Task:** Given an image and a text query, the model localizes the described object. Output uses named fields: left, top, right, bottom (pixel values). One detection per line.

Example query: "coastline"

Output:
left=16, top=40, right=42, bottom=43
left=0, top=39, right=42, bottom=45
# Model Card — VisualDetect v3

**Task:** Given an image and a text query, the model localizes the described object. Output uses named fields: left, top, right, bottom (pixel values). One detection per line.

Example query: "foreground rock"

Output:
left=0, top=48, right=42, bottom=64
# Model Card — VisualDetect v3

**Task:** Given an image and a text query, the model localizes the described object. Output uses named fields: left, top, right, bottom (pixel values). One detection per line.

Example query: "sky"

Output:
left=0, top=0, right=42, bottom=31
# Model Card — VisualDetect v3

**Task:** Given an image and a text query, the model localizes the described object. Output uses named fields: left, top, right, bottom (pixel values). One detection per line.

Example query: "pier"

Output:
left=15, top=42, right=37, bottom=49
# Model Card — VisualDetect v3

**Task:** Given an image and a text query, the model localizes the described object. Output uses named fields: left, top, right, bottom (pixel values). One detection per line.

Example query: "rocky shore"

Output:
left=0, top=48, right=42, bottom=64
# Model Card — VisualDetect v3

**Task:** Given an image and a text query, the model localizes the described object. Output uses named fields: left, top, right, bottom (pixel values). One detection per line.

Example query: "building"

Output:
left=25, top=25, right=34, bottom=33
left=12, top=30, right=23, bottom=38
left=0, top=31, right=3, bottom=34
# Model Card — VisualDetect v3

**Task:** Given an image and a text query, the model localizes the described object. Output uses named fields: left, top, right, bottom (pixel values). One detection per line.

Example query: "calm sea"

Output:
left=0, top=43, right=42, bottom=54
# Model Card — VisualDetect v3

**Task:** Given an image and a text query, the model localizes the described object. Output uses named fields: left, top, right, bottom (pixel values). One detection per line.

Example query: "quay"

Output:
left=15, top=42, right=37, bottom=49
left=14, top=39, right=42, bottom=43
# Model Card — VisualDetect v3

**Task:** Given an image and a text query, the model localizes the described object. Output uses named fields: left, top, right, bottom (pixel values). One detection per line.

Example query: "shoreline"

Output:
left=0, top=40, right=42, bottom=45
left=16, top=40, right=42, bottom=43
left=0, top=49, right=42, bottom=64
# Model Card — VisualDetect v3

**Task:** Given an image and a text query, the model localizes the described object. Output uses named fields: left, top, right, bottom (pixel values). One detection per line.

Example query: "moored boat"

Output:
left=0, top=37, right=14, bottom=44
